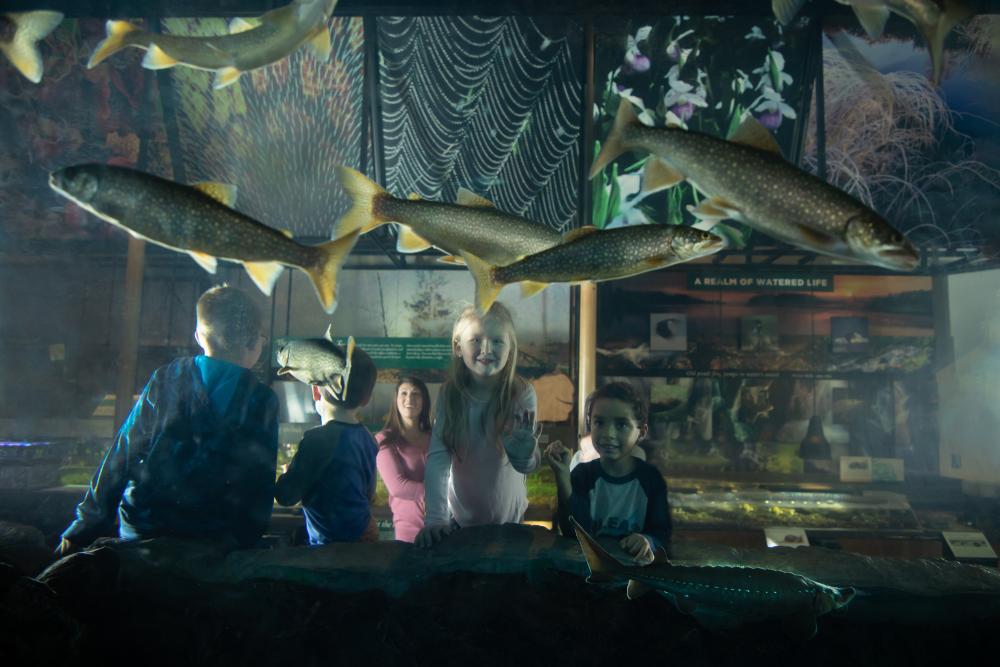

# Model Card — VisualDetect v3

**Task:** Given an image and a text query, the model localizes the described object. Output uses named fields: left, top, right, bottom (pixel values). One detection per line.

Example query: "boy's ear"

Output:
left=638, top=423, right=649, bottom=440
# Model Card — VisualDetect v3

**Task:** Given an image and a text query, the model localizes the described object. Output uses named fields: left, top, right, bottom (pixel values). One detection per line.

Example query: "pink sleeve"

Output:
left=375, top=437, right=425, bottom=503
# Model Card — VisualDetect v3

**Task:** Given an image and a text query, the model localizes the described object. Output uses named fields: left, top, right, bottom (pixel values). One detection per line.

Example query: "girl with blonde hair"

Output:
left=415, top=302, right=540, bottom=547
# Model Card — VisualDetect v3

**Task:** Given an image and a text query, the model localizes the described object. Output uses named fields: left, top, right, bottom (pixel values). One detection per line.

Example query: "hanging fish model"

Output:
left=276, top=325, right=355, bottom=396
left=49, top=164, right=358, bottom=314
left=570, top=517, right=855, bottom=640
left=87, top=0, right=338, bottom=89
left=592, top=99, right=919, bottom=271
left=0, top=11, right=63, bottom=83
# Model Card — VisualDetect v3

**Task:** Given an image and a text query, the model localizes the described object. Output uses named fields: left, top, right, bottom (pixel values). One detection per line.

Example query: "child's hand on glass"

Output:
left=545, top=440, right=570, bottom=475
left=620, top=533, right=655, bottom=565
left=502, top=409, right=539, bottom=459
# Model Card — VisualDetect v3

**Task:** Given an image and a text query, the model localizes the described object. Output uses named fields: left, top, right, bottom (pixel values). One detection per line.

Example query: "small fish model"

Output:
left=276, top=325, right=355, bottom=396
left=772, top=0, right=975, bottom=85
left=463, top=224, right=724, bottom=314
left=592, top=99, right=919, bottom=271
left=334, top=166, right=564, bottom=267
left=49, top=164, right=358, bottom=314
left=0, top=11, right=63, bottom=83
left=87, top=0, right=338, bottom=90
left=570, top=517, right=854, bottom=639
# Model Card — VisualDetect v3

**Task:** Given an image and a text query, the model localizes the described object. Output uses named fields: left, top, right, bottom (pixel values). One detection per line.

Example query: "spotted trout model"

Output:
left=334, top=166, right=564, bottom=267
left=570, top=517, right=854, bottom=640
left=0, top=11, right=63, bottom=83
left=592, top=99, right=919, bottom=271
left=88, top=0, right=337, bottom=89
left=49, top=164, right=358, bottom=314
left=463, top=224, right=724, bottom=314
left=276, top=326, right=355, bottom=396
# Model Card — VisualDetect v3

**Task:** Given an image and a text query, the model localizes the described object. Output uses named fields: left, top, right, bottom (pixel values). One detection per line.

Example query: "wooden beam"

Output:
left=577, top=281, right=597, bottom=438
left=113, top=237, right=146, bottom=429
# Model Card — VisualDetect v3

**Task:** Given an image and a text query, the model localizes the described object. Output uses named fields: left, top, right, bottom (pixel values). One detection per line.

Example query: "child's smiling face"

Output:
left=456, top=316, right=511, bottom=382
left=590, top=398, right=646, bottom=465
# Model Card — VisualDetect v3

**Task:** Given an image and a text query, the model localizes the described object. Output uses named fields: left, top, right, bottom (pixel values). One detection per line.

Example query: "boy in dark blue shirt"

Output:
left=58, top=285, right=279, bottom=555
left=546, top=382, right=672, bottom=563
left=274, top=346, right=379, bottom=545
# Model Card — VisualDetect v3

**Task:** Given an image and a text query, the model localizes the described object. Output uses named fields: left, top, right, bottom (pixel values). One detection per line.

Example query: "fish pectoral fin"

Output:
left=561, top=225, right=598, bottom=243
left=213, top=66, right=242, bottom=90
left=520, top=281, right=549, bottom=299
left=192, top=181, right=238, bottom=207
left=141, top=44, right=179, bottom=70
left=674, top=594, right=698, bottom=615
left=796, top=224, right=840, bottom=249
left=277, top=367, right=293, bottom=376
left=728, top=115, right=783, bottom=156
left=780, top=613, right=819, bottom=641
left=324, top=323, right=335, bottom=342
left=281, top=229, right=294, bottom=239
left=456, top=188, right=496, bottom=208
left=771, top=0, right=808, bottom=26
left=243, top=261, right=284, bottom=296
left=305, top=28, right=333, bottom=62
left=227, top=17, right=260, bottom=34
left=396, top=226, right=433, bottom=253
left=436, top=254, right=466, bottom=266
left=625, top=579, right=654, bottom=600
left=852, top=5, right=890, bottom=39
left=340, top=336, right=356, bottom=399
left=188, top=251, right=218, bottom=274
left=688, top=196, right=740, bottom=222
left=642, top=157, right=686, bottom=194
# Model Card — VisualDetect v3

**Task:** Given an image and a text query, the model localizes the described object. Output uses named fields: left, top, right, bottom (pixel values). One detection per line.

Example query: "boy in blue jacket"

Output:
left=57, top=285, right=279, bottom=555
left=275, top=346, right=379, bottom=544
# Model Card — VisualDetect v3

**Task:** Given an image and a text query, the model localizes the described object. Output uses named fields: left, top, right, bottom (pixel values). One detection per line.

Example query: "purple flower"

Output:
left=624, top=51, right=651, bottom=73
left=756, top=109, right=783, bottom=130
left=671, top=102, right=695, bottom=122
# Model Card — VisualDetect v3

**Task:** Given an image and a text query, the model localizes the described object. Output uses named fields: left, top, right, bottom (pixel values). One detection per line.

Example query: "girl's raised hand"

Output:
left=505, top=409, right=540, bottom=439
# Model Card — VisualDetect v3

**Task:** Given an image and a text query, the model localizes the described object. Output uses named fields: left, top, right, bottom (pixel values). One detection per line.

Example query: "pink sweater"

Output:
left=374, top=430, right=429, bottom=542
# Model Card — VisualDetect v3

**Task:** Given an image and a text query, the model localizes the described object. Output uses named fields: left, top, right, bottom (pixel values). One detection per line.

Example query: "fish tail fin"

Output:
left=461, top=251, right=503, bottom=314
left=569, top=516, right=624, bottom=584
left=305, top=229, right=361, bottom=315
left=1, top=11, right=63, bottom=83
left=334, top=166, right=392, bottom=238
left=88, top=19, right=139, bottom=68
left=589, top=97, right=639, bottom=179
left=925, top=1, right=976, bottom=86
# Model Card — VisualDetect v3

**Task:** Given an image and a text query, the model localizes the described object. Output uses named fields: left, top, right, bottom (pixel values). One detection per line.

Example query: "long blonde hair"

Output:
left=439, top=302, right=525, bottom=458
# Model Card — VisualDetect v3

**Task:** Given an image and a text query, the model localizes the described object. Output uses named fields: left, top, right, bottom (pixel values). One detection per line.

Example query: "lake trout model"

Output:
left=334, top=166, right=564, bottom=267
left=772, top=0, right=974, bottom=85
left=276, top=326, right=355, bottom=397
left=570, top=517, right=854, bottom=640
left=1, top=11, right=63, bottom=83
left=592, top=99, right=919, bottom=271
left=87, top=0, right=337, bottom=89
left=463, top=224, right=724, bottom=314
left=49, top=164, right=358, bottom=314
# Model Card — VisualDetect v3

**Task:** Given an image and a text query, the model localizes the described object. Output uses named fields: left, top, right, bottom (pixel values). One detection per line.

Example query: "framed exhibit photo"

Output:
left=831, top=316, right=870, bottom=354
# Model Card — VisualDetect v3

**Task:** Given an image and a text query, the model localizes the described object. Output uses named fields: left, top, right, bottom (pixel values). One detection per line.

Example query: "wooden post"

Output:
left=114, top=237, right=146, bottom=429
left=577, top=281, right=597, bottom=437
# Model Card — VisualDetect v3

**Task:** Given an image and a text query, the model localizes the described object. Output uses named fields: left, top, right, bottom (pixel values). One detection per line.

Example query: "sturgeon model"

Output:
left=276, top=326, right=355, bottom=397
left=0, top=11, right=63, bottom=83
left=88, top=0, right=337, bottom=89
left=570, top=517, right=854, bottom=639
left=592, top=99, right=919, bottom=271
left=462, top=224, right=724, bottom=313
left=49, top=164, right=358, bottom=314
left=334, top=166, right=564, bottom=267
left=772, top=0, right=974, bottom=85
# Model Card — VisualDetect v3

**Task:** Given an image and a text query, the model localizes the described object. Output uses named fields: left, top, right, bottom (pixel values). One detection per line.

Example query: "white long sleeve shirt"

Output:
left=424, top=383, right=540, bottom=528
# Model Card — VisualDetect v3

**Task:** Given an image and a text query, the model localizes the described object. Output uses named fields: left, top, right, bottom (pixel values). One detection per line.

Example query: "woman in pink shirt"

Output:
left=375, top=377, right=432, bottom=542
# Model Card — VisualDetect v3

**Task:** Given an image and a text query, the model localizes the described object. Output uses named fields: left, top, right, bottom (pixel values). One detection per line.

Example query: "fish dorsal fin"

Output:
left=213, top=66, right=243, bottom=90
left=436, top=254, right=466, bottom=266
left=142, top=44, right=179, bottom=70
left=561, top=226, right=598, bottom=243
left=396, top=226, right=432, bottom=253
left=306, top=28, right=332, bottom=62
left=192, top=181, right=238, bottom=207
left=188, top=251, right=218, bottom=274
left=520, top=281, right=549, bottom=299
left=407, top=193, right=423, bottom=201
left=772, top=0, right=808, bottom=26
left=852, top=5, right=890, bottom=39
left=228, top=17, right=260, bottom=34
left=626, top=579, right=654, bottom=600
left=642, top=157, right=686, bottom=194
left=456, top=188, right=495, bottom=208
left=243, top=261, right=284, bottom=296
left=728, top=115, right=783, bottom=156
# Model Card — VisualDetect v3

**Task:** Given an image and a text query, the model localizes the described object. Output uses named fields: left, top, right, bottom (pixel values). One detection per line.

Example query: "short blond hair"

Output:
left=196, top=285, right=262, bottom=357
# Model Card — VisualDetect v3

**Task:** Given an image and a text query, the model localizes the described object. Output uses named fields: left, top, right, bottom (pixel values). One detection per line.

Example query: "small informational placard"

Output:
left=872, top=458, right=905, bottom=482
left=764, top=527, right=810, bottom=549
left=840, top=456, right=873, bottom=483
left=942, top=531, right=998, bottom=561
